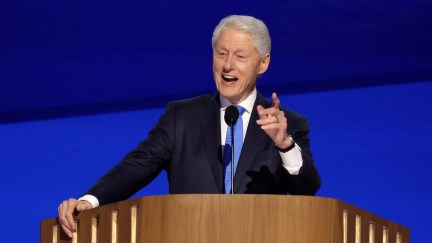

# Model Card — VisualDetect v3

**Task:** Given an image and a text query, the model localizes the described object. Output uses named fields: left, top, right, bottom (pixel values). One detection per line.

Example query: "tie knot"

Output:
left=235, top=105, right=246, bottom=116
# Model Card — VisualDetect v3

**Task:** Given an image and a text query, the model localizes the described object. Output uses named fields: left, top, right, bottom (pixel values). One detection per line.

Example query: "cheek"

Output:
left=239, top=67, right=258, bottom=87
left=238, top=65, right=253, bottom=79
left=212, top=64, right=220, bottom=79
left=213, top=58, right=224, bottom=69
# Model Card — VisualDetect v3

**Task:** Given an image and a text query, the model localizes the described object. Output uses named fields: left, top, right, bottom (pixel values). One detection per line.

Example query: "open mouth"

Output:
left=222, top=74, right=238, bottom=82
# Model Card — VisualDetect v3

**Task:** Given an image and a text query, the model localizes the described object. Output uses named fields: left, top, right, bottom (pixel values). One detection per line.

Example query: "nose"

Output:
left=223, top=55, right=234, bottom=71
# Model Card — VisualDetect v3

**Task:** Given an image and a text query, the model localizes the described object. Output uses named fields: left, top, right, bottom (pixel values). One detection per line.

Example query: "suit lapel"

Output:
left=233, top=92, right=271, bottom=193
left=197, top=92, right=223, bottom=192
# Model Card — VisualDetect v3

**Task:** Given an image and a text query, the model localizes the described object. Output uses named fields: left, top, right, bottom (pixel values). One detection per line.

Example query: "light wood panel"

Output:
left=40, top=195, right=409, bottom=243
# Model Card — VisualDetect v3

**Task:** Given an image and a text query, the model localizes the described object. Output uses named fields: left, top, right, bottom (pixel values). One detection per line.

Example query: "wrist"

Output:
left=275, top=134, right=296, bottom=153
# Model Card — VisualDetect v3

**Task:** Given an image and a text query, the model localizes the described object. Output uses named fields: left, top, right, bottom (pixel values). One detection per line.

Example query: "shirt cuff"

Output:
left=279, top=143, right=303, bottom=175
left=78, top=195, right=100, bottom=208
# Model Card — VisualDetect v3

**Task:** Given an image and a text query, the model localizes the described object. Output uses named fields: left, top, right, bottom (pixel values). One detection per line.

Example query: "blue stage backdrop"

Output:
left=1, top=0, right=431, bottom=242
left=1, top=0, right=431, bottom=123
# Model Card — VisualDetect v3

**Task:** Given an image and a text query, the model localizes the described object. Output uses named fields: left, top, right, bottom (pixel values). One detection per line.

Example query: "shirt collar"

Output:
left=219, top=89, right=256, bottom=115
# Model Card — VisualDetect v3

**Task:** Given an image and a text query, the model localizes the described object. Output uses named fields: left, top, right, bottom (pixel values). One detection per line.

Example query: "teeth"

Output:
left=222, top=75, right=238, bottom=81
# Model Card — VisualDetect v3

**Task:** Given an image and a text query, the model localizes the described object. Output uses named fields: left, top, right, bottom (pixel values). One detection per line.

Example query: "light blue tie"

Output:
left=223, top=105, right=245, bottom=194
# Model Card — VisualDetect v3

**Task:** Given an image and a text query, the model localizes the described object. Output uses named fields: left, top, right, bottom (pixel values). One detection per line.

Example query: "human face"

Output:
left=213, top=28, right=270, bottom=104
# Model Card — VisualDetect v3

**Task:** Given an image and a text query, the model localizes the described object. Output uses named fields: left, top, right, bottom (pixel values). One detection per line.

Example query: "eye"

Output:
left=215, top=51, right=227, bottom=57
left=236, top=53, right=247, bottom=61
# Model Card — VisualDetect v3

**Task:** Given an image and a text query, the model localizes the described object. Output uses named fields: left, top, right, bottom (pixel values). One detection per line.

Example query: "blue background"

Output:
left=1, top=0, right=431, bottom=242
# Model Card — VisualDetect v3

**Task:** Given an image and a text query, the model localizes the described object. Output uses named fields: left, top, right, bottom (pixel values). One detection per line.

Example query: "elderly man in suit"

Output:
left=58, top=15, right=321, bottom=238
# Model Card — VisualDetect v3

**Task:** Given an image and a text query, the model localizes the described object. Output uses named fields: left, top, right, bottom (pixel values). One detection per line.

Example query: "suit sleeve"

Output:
left=282, top=113, right=321, bottom=195
left=82, top=102, right=176, bottom=205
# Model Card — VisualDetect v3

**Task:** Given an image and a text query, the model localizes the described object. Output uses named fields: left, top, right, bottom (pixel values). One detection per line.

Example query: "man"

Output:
left=58, top=15, right=321, bottom=238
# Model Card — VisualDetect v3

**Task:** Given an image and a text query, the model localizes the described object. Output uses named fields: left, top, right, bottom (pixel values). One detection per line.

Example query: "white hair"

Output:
left=212, top=15, right=271, bottom=58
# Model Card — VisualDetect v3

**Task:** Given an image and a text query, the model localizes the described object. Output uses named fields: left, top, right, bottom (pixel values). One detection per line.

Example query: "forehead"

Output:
left=215, top=28, right=256, bottom=49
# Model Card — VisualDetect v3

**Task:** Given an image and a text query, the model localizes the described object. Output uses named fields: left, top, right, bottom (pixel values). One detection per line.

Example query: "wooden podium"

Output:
left=41, top=195, right=409, bottom=243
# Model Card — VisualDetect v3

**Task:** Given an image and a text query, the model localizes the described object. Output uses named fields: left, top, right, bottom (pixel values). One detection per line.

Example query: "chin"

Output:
left=220, top=90, right=236, bottom=98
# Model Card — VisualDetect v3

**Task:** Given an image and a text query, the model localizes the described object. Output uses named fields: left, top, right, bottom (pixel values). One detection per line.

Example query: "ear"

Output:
left=258, top=53, right=270, bottom=75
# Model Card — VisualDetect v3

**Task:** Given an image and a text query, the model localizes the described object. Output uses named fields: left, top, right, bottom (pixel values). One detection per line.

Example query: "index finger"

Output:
left=64, top=199, right=78, bottom=231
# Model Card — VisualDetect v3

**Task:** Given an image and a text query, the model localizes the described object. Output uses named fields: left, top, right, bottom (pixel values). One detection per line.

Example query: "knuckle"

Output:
left=59, top=217, right=67, bottom=225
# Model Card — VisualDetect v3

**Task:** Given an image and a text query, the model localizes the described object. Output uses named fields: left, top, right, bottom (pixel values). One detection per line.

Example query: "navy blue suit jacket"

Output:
left=85, top=91, right=321, bottom=205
